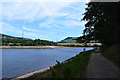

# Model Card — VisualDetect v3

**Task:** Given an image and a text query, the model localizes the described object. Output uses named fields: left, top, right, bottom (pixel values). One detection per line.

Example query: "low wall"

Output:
left=11, top=67, right=51, bottom=80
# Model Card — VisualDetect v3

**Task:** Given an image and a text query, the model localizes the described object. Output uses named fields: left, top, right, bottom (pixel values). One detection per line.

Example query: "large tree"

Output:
left=81, top=2, right=120, bottom=46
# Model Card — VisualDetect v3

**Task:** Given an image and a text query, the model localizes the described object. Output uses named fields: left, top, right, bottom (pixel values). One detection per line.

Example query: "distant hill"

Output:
left=1, top=33, right=58, bottom=46
left=0, top=33, right=31, bottom=40
left=59, top=37, right=78, bottom=43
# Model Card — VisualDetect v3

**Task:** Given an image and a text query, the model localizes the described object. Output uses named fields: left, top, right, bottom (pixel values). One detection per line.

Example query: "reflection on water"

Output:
left=2, top=48, right=92, bottom=78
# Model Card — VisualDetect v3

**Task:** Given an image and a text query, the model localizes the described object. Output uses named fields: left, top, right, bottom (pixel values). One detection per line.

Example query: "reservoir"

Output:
left=2, top=47, right=92, bottom=78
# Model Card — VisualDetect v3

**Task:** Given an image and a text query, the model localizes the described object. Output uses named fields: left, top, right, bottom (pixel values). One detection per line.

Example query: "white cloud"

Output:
left=1, top=2, right=87, bottom=41
left=22, top=26, right=50, bottom=34
left=1, top=2, right=87, bottom=22
left=2, top=2, right=73, bottom=22
left=1, top=0, right=90, bottom=2
left=57, top=20, right=87, bottom=27
left=0, top=3, right=2, bottom=21
left=68, top=20, right=82, bottom=26
left=24, top=32, right=48, bottom=39
left=39, top=17, right=55, bottom=28
left=0, top=22, right=49, bottom=39
left=2, top=2, right=87, bottom=27
left=0, top=22, right=22, bottom=34
left=22, top=27, right=39, bottom=32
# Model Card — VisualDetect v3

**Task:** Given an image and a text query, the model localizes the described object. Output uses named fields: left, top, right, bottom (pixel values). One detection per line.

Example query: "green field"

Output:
left=58, top=43, right=102, bottom=46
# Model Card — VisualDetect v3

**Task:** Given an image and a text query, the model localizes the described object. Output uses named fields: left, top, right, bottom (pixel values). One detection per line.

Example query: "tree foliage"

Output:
left=1, top=38, right=58, bottom=46
left=81, top=2, right=120, bottom=46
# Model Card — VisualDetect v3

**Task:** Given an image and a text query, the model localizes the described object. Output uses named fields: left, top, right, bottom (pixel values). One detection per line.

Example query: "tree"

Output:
left=81, top=2, right=120, bottom=46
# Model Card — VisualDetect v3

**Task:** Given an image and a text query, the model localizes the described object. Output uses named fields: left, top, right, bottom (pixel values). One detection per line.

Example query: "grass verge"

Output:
left=22, top=50, right=93, bottom=80
left=101, top=44, right=120, bottom=67
left=58, top=43, right=102, bottom=47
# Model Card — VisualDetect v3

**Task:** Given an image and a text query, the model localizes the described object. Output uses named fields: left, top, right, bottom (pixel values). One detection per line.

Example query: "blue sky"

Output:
left=0, top=1, right=88, bottom=41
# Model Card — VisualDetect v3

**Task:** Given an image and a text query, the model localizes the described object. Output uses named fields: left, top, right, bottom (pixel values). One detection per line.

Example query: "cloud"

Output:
left=22, top=27, right=40, bottom=32
left=1, top=2, right=87, bottom=22
left=1, top=2, right=87, bottom=27
left=24, top=32, right=49, bottom=39
left=54, top=20, right=87, bottom=28
left=0, top=22, right=49, bottom=39
left=39, top=17, right=56, bottom=28
left=1, top=2, right=87, bottom=41
left=2, top=2, right=73, bottom=22
left=65, top=20, right=82, bottom=26
left=22, top=26, right=51, bottom=35
left=0, top=22, right=22, bottom=34
left=1, top=0, right=90, bottom=2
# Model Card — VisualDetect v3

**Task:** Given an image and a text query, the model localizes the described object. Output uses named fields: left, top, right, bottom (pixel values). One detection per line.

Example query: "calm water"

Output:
left=2, top=48, right=92, bottom=78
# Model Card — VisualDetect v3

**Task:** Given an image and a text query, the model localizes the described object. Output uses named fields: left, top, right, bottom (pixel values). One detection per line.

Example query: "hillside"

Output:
left=59, top=37, right=78, bottom=43
left=0, top=33, right=58, bottom=46
left=0, top=33, right=30, bottom=40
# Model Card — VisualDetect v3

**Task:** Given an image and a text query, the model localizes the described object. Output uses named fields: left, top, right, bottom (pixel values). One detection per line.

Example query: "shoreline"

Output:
left=11, top=51, right=80, bottom=80
left=0, top=46, right=95, bottom=49
left=11, top=49, right=93, bottom=80
left=0, top=46, right=67, bottom=49
left=11, top=67, right=51, bottom=80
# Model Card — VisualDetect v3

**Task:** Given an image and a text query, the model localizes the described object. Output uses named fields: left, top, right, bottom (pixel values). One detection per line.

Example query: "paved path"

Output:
left=86, top=50, right=119, bottom=78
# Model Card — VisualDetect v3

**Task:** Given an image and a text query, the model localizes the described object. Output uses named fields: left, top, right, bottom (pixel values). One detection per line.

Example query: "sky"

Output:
left=0, top=0, right=89, bottom=41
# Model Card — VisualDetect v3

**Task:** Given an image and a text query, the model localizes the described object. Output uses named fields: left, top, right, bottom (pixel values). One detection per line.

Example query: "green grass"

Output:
left=23, top=50, right=93, bottom=80
left=102, top=44, right=120, bottom=67
left=58, top=43, right=102, bottom=46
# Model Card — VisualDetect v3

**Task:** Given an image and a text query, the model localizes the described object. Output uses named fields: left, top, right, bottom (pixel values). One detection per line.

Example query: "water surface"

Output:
left=2, top=47, right=92, bottom=78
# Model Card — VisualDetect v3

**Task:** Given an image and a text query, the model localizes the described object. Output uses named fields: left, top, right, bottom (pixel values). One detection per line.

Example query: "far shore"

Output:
left=0, top=46, right=67, bottom=49
left=0, top=46, right=95, bottom=49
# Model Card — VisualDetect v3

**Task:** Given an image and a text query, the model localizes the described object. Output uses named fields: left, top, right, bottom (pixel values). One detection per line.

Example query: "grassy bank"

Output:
left=22, top=50, right=93, bottom=80
left=101, top=44, right=120, bottom=67
left=58, top=43, right=102, bottom=47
